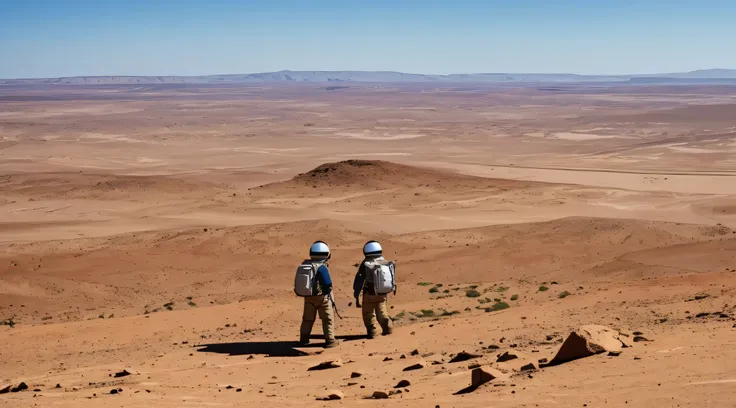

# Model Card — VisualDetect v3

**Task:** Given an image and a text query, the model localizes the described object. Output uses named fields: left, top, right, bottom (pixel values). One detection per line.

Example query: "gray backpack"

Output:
left=294, top=261, right=320, bottom=297
left=364, top=258, right=396, bottom=295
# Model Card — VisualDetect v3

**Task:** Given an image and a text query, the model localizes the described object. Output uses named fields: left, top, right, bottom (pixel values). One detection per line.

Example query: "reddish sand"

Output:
left=1, top=84, right=735, bottom=407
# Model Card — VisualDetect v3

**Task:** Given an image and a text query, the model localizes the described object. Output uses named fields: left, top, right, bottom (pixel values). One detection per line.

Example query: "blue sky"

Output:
left=1, top=0, right=735, bottom=78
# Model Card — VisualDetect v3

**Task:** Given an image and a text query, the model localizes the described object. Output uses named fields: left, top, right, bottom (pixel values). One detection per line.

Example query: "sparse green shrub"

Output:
left=440, top=309, right=459, bottom=317
left=188, top=301, right=197, bottom=307
left=164, top=302, right=174, bottom=311
left=466, top=289, right=481, bottom=298
left=487, top=301, right=510, bottom=312
left=443, top=289, right=450, bottom=294
left=98, top=314, right=105, bottom=319
left=496, top=286, right=509, bottom=293
left=510, top=294, right=519, bottom=301
left=478, top=297, right=491, bottom=304
left=429, top=287, right=439, bottom=294
left=538, top=285, right=549, bottom=292
left=417, top=282, right=433, bottom=286
left=1, top=317, right=16, bottom=328
left=559, top=291, right=571, bottom=299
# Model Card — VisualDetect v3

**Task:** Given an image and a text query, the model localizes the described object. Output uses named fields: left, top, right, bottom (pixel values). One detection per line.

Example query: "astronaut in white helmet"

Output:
left=353, top=240, right=394, bottom=338
left=297, top=241, right=339, bottom=348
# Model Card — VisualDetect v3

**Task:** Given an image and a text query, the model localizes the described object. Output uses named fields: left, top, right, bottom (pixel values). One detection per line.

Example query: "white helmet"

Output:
left=363, top=240, right=383, bottom=257
left=310, top=241, right=330, bottom=261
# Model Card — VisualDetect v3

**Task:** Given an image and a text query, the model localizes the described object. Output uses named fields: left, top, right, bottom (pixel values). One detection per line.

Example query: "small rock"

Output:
left=496, top=351, right=519, bottom=363
left=33, top=388, right=41, bottom=392
left=350, top=372, right=362, bottom=378
left=10, top=382, right=29, bottom=393
left=110, top=389, right=119, bottom=395
left=403, top=361, right=428, bottom=371
left=382, top=357, right=393, bottom=362
left=319, top=390, right=344, bottom=401
left=455, top=366, right=505, bottom=394
left=486, top=344, right=500, bottom=350
left=372, top=390, right=390, bottom=399
left=400, top=355, right=406, bottom=359
left=608, top=351, right=622, bottom=357
left=55, top=384, right=61, bottom=389
left=394, top=380, right=411, bottom=388
left=0, top=385, right=11, bottom=394
left=236, top=388, right=242, bottom=392
left=449, top=351, right=482, bottom=363
left=410, top=349, right=419, bottom=356
left=538, top=358, right=548, bottom=364
left=114, top=369, right=132, bottom=378
left=520, top=363, right=536, bottom=371
left=633, top=336, right=650, bottom=342
left=226, top=385, right=234, bottom=389
left=308, top=360, right=343, bottom=371
left=632, top=331, right=643, bottom=335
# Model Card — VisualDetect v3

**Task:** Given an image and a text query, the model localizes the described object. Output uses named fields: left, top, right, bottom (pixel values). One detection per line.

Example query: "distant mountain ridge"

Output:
left=3, top=69, right=736, bottom=85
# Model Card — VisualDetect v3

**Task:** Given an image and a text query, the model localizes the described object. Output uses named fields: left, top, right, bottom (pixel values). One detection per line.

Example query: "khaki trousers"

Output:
left=300, top=295, right=335, bottom=343
left=361, top=293, right=392, bottom=336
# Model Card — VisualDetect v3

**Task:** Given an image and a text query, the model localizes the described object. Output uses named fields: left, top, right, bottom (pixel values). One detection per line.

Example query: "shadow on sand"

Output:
left=196, top=334, right=367, bottom=357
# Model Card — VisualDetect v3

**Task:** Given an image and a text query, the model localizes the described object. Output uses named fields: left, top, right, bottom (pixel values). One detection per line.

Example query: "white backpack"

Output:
left=365, top=259, right=396, bottom=295
left=294, top=261, right=320, bottom=297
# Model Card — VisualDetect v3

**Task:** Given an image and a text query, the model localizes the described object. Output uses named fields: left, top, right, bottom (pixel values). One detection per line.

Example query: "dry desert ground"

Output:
left=1, top=83, right=736, bottom=407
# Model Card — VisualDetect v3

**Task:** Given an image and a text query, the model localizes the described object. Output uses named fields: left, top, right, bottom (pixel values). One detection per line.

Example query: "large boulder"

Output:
left=546, top=325, right=625, bottom=366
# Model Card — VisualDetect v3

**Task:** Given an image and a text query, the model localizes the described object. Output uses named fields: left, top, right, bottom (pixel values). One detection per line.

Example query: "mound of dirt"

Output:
left=257, top=160, right=532, bottom=191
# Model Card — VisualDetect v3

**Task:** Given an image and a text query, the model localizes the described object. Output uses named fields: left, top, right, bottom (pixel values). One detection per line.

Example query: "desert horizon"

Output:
left=3, top=67, right=736, bottom=85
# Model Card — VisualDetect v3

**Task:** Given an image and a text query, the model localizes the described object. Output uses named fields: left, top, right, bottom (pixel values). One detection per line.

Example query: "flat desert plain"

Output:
left=1, top=83, right=736, bottom=407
